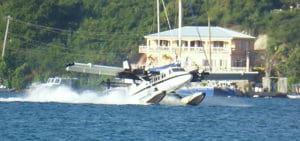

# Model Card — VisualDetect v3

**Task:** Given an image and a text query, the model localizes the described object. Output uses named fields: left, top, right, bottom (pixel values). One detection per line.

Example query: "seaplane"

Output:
left=65, top=60, right=207, bottom=106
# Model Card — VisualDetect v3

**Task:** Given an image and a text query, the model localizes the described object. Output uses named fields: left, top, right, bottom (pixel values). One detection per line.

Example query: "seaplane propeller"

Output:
left=189, top=69, right=209, bottom=82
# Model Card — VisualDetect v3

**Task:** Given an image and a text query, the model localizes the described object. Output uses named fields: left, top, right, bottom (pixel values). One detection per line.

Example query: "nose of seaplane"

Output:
left=183, top=73, right=193, bottom=83
left=176, top=73, right=193, bottom=86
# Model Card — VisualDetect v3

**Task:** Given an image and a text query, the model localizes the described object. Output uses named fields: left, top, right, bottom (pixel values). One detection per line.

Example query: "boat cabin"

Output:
left=45, top=77, right=78, bottom=87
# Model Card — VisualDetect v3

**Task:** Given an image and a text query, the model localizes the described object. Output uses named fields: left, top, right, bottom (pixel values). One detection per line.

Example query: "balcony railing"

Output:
left=139, top=45, right=231, bottom=54
left=199, top=66, right=249, bottom=73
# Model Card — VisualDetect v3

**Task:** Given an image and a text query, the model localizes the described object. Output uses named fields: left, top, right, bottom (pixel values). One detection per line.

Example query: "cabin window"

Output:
left=213, top=41, right=224, bottom=47
left=161, top=73, right=166, bottom=78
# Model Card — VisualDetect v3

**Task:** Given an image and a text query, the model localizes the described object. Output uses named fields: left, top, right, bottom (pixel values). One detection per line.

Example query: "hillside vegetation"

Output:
left=0, top=0, right=299, bottom=90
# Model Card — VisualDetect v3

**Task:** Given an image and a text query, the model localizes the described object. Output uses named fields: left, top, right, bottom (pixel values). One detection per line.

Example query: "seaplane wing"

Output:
left=65, top=62, right=124, bottom=76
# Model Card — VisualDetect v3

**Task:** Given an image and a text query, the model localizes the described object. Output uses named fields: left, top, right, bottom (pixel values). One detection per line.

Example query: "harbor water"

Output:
left=0, top=86, right=299, bottom=140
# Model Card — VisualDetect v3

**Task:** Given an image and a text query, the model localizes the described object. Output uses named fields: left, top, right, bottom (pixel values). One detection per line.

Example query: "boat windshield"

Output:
left=54, top=78, right=61, bottom=84
left=47, top=78, right=53, bottom=83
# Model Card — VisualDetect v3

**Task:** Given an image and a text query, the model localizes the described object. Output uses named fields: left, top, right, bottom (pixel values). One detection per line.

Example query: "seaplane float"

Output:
left=65, top=60, right=208, bottom=106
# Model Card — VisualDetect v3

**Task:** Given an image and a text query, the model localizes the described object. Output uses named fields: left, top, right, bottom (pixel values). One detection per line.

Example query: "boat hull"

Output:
left=287, top=94, right=300, bottom=99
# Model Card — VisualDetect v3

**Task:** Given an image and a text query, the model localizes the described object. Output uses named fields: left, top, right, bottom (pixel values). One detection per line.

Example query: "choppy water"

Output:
left=0, top=85, right=299, bottom=141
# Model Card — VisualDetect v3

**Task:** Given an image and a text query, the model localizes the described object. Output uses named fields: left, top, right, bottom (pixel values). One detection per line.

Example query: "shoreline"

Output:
left=237, top=91, right=287, bottom=98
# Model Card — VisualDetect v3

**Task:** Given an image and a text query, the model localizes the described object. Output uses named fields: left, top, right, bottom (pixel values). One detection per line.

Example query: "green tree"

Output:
left=11, top=63, right=31, bottom=89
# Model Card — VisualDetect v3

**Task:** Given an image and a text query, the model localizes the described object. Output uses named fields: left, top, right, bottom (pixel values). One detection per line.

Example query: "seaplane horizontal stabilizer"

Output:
left=65, top=62, right=123, bottom=76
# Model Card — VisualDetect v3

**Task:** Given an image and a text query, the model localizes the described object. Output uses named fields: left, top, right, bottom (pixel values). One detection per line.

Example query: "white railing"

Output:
left=209, top=67, right=248, bottom=72
left=139, top=45, right=207, bottom=53
left=139, top=45, right=232, bottom=53
left=230, top=67, right=248, bottom=72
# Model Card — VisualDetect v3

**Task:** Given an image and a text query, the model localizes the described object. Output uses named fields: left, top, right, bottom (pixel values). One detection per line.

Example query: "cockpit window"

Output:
left=172, top=68, right=185, bottom=72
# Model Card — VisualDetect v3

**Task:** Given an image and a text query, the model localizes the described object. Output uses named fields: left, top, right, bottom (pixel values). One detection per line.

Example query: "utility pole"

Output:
left=2, top=16, right=11, bottom=58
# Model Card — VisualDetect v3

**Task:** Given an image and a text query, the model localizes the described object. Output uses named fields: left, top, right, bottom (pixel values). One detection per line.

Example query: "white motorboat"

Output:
left=43, top=77, right=78, bottom=87
left=287, top=84, right=300, bottom=99
left=287, top=94, right=300, bottom=99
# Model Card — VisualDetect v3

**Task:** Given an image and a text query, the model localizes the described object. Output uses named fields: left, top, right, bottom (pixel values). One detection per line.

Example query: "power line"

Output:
left=10, top=17, right=149, bottom=36
left=8, top=32, right=142, bottom=46
left=8, top=19, right=145, bottom=45
left=3, top=16, right=144, bottom=64
left=6, top=43, right=130, bottom=57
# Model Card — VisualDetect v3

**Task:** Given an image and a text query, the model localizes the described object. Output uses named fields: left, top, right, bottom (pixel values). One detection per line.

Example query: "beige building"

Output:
left=139, top=26, right=256, bottom=73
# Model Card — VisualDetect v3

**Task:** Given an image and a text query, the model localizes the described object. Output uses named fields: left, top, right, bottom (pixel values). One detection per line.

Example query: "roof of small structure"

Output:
left=145, top=26, right=255, bottom=39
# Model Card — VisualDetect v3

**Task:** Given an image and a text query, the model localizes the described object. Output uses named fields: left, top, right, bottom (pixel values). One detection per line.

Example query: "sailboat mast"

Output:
left=2, top=16, right=11, bottom=58
left=157, top=0, right=160, bottom=48
left=178, top=0, right=182, bottom=62
left=206, top=0, right=212, bottom=72
left=208, top=16, right=212, bottom=71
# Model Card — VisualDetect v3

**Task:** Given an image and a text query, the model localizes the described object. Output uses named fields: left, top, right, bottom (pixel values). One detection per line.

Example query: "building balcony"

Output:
left=203, top=66, right=249, bottom=73
left=139, top=45, right=231, bottom=54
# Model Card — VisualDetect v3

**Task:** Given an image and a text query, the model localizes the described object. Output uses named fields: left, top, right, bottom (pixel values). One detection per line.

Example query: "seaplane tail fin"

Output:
left=123, top=60, right=131, bottom=70
left=65, top=62, right=123, bottom=76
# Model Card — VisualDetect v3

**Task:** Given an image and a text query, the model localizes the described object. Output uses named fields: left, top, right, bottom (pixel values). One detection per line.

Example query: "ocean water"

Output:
left=0, top=85, right=299, bottom=141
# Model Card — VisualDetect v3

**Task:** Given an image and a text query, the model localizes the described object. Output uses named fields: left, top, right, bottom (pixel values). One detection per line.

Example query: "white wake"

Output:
left=0, top=83, right=210, bottom=106
left=0, top=83, right=145, bottom=105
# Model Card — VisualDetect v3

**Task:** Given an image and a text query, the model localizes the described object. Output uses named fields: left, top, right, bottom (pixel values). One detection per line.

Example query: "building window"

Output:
left=233, top=59, right=245, bottom=67
left=190, top=41, right=195, bottom=47
left=160, top=40, right=169, bottom=46
left=191, top=41, right=204, bottom=47
left=197, top=41, right=204, bottom=47
left=174, top=40, right=187, bottom=47
left=213, top=41, right=224, bottom=47
left=182, top=41, right=188, bottom=47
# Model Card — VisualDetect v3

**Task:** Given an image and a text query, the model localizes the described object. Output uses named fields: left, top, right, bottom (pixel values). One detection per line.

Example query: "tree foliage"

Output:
left=0, top=0, right=299, bottom=89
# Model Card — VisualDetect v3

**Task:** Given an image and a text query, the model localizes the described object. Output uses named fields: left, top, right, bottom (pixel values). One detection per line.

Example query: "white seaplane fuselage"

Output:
left=117, top=65, right=205, bottom=105
left=123, top=66, right=192, bottom=95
